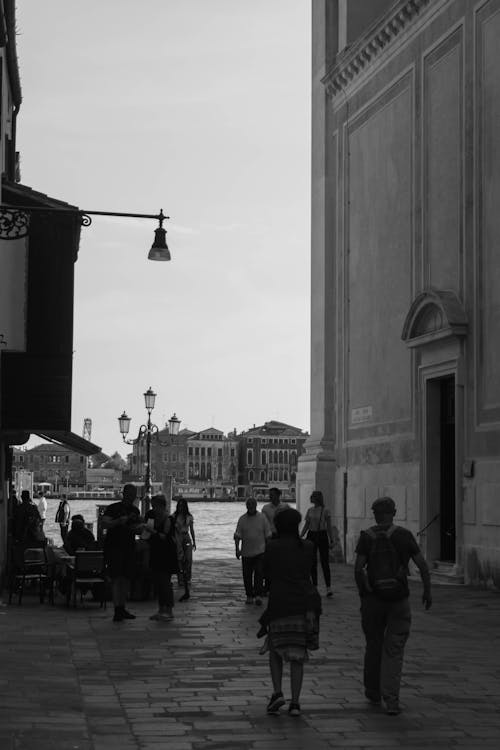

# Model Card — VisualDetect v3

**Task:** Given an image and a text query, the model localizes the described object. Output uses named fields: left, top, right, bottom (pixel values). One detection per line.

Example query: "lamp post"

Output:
left=0, top=206, right=172, bottom=260
left=118, top=388, right=180, bottom=513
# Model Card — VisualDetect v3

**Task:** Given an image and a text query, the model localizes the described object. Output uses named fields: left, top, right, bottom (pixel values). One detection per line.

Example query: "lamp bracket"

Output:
left=0, top=206, right=168, bottom=240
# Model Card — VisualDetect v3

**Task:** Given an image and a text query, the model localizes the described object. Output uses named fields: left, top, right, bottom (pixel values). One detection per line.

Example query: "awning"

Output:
left=33, top=430, right=101, bottom=456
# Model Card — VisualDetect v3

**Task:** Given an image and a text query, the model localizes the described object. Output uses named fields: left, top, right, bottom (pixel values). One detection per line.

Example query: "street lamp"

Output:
left=0, top=206, right=171, bottom=261
left=118, top=387, right=180, bottom=511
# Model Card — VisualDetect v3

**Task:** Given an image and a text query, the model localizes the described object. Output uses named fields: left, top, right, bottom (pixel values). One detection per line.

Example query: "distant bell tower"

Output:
left=83, top=418, right=93, bottom=467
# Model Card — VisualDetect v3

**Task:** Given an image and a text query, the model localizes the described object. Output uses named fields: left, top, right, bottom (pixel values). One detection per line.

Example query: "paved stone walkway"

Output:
left=1, top=560, right=500, bottom=750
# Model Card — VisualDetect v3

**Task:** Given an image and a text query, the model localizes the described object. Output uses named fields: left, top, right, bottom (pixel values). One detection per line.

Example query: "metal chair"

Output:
left=67, top=550, right=107, bottom=608
left=8, top=546, right=52, bottom=605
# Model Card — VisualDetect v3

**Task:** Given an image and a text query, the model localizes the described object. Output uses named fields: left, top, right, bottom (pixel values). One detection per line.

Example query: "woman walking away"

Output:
left=262, top=508, right=321, bottom=717
left=300, top=490, right=334, bottom=597
left=173, top=497, right=196, bottom=602
left=145, top=494, right=178, bottom=621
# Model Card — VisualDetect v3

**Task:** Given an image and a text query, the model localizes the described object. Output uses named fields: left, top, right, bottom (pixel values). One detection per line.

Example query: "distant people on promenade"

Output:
left=173, top=497, right=196, bottom=602
left=354, top=496, right=432, bottom=715
left=145, top=494, right=178, bottom=621
left=234, top=497, right=271, bottom=605
left=13, top=490, right=46, bottom=550
left=300, top=490, right=334, bottom=597
left=37, top=491, right=48, bottom=527
left=261, top=508, right=321, bottom=717
left=261, top=487, right=289, bottom=537
left=64, top=514, right=96, bottom=555
left=55, top=496, right=71, bottom=542
left=102, top=483, right=144, bottom=622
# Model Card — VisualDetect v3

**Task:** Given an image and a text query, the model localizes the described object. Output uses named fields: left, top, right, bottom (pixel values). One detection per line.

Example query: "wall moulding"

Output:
left=322, top=0, right=438, bottom=101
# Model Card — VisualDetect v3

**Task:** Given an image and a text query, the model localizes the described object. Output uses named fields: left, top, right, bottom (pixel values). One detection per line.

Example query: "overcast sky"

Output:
left=15, top=1, right=311, bottom=456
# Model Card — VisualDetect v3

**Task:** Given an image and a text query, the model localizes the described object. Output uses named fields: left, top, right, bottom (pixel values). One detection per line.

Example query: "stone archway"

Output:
left=402, top=288, right=467, bottom=582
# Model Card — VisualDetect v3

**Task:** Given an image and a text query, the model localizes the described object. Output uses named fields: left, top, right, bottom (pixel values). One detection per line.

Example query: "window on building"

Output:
left=195, top=447, right=200, bottom=456
left=230, top=448, right=235, bottom=457
left=249, top=470, right=254, bottom=482
left=274, top=450, right=278, bottom=463
left=284, top=470, right=289, bottom=481
left=201, top=463, right=206, bottom=479
left=201, top=447, right=205, bottom=457
left=260, top=470, right=265, bottom=481
left=188, top=447, right=193, bottom=456
left=279, top=451, right=283, bottom=464
left=217, top=462, right=222, bottom=479
left=217, top=448, right=222, bottom=457
left=247, top=449, right=254, bottom=466
left=207, top=447, right=212, bottom=457
left=284, top=450, right=288, bottom=463
left=261, top=450, right=266, bottom=465
left=248, top=438, right=253, bottom=444
left=65, top=455, right=69, bottom=463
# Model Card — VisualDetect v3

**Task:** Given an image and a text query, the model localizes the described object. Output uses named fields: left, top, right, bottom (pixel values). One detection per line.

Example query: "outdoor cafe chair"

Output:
left=66, top=550, right=107, bottom=608
left=8, top=546, right=53, bottom=605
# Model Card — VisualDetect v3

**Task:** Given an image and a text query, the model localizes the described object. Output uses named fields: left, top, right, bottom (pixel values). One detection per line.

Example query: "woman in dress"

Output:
left=145, top=494, right=178, bottom=621
left=173, top=497, right=196, bottom=602
left=262, top=507, right=321, bottom=717
left=300, top=490, right=334, bottom=597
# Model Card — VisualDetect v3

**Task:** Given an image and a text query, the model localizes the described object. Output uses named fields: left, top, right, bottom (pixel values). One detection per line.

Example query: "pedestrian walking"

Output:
left=37, top=492, right=47, bottom=527
left=354, top=496, right=432, bottom=715
left=261, top=507, right=321, bottom=718
left=145, top=494, right=178, bottom=621
left=234, top=497, right=271, bottom=605
left=261, top=487, right=289, bottom=537
left=101, top=483, right=144, bottom=622
left=300, top=490, right=334, bottom=597
left=173, top=497, right=196, bottom=602
left=55, top=496, right=71, bottom=542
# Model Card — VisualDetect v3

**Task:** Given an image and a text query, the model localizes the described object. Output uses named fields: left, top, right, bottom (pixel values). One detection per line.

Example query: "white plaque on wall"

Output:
left=351, top=406, right=373, bottom=424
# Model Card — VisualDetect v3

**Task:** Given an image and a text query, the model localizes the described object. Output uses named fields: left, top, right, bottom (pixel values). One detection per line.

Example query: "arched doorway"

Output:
left=402, top=289, right=467, bottom=581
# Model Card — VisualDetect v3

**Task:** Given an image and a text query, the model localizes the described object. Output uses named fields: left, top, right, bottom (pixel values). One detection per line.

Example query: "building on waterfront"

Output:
left=239, top=421, right=308, bottom=499
left=127, top=427, right=194, bottom=495
left=12, top=444, right=119, bottom=493
left=186, top=428, right=238, bottom=499
left=0, top=1, right=99, bottom=582
left=298, top=0, right=500, bottom=586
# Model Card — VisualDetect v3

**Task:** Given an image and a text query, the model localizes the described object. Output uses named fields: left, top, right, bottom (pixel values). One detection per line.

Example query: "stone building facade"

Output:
left=239, top=421, right=308, bottom=499
left=298, top=0, right=500, bottom=586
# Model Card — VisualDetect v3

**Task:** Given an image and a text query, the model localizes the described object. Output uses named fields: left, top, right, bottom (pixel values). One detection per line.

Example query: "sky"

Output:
left=15, top=1, right=311, bottom=457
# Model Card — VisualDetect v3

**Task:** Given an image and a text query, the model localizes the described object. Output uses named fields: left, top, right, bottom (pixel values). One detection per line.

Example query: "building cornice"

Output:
left=321, top=0, right=431, bottom=98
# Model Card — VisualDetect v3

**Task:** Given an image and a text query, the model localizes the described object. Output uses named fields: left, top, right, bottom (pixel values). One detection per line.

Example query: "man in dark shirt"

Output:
left=354, top=496, right=432, bottom=715
left=102, top=484, right=144, bottom=622
left=64, top=514, right=96, bottom=555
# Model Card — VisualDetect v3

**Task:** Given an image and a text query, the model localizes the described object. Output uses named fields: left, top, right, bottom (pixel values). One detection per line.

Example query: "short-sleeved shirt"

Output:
left=355, top=524, right=420, bottom=569
left=261, top=501, right=289, bottom=535
left=234, top=511, right=271, bottom=557
left=103, top=501, right=141, bottom=550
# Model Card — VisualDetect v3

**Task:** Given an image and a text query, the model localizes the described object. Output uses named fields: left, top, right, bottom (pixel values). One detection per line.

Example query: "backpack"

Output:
left=366, top=525, right=409, bottom=601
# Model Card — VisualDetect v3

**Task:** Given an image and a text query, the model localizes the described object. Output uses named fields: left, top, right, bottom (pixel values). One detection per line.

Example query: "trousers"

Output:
left=360, top=594, right=411, bottom=703
left=307, top=530, right=331, bottom=587
left=241, top=554, right=264, bottom=598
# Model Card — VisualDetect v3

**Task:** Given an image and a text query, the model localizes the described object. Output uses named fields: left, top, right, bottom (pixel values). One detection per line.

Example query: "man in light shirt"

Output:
left=37, top=492, right=48, bottom=527
left=234, top=497, right=271, bottom=605
left=261, top=487, right=289, bottom=537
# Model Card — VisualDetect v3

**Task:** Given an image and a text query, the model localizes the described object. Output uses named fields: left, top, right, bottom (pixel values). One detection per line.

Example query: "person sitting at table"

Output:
left=64, top=514, right=96, bottom=555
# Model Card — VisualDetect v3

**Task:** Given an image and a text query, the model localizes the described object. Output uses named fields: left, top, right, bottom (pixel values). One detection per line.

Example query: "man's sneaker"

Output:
left=384, top=700, right=401, bottom=715
left=266, top=692, right=286, bottom=714
left=245, top=596, right=254, bottom=604
left=121, top=609, right=136, bottom=620
left=365, top=689, right=381, bottom=705
left=288, top=702, right=301, bottom=717
left=254, top=597, right=263, bottom=606
left=113, top=609, right=124, bottom=622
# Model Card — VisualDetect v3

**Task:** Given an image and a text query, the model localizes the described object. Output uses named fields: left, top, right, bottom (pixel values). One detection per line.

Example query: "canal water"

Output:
left=43, top=499, right=295, bottom=560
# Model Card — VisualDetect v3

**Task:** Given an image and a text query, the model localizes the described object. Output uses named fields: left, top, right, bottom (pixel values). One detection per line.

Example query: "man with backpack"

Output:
left=354, top=496, right=432, bottom=715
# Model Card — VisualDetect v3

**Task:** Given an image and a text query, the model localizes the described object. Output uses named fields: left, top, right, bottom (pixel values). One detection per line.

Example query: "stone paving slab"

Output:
left=1, top=560, right=500, bottom=749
